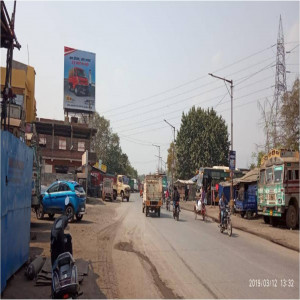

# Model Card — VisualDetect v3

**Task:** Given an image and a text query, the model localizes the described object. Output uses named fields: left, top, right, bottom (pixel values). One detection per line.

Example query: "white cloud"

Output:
left=286, top=21, right=299, bottom=44
left=211, top=52, right=222, bottom=66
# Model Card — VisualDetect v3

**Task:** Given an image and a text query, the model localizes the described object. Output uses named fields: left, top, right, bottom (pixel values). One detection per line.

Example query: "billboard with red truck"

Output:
left=64, top=46, right=96, bottom=112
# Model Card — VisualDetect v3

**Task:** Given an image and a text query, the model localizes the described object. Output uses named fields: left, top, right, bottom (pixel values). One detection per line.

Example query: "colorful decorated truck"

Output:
left=257, top=149, right=299, bottom=229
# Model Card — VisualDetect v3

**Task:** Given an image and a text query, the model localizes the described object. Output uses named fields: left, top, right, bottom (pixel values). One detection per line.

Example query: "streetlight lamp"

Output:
left=208, top=73, right=234, bottom=210
left=164, top=119, right=176, bottom=200
left=152, top=144, right=161, bottom=173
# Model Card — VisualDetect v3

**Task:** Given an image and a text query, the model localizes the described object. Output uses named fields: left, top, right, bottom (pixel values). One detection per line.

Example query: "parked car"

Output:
left=68, top=67, right=89, bottom=96
left=37, top=181, right=86, bottom=222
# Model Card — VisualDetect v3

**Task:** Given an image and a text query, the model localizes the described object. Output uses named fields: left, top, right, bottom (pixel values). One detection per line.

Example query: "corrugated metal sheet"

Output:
left=1, top=131, right=33, bottom=292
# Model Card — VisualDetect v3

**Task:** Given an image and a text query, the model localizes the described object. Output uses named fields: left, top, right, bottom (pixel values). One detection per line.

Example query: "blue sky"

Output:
left=1, top=1, right=299, bottom=175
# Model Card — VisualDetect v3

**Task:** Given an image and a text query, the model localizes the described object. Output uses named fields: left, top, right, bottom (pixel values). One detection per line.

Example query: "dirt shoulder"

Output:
left=2, top=197, right=121, bottom=299
left=180, top=201, right=299, bottom=252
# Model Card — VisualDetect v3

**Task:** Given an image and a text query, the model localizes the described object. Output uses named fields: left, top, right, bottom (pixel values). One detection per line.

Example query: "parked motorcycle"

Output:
left=220, top=207, right=232, bottom=236
left=173, top=201, right=180, bottom=221
left=50, top=216, right=82, bottom=299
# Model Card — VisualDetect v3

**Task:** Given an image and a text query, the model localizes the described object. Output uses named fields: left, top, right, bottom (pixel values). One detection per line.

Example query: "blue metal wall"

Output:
left=1, top=131, right=33, bottom=292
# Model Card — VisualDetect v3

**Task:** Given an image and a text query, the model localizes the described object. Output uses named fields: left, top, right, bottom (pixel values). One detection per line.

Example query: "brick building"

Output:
left=34, top=117, right=97, bottom=181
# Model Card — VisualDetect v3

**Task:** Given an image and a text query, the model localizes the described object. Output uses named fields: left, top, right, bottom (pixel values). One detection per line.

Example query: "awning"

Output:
left=239, top=168, right=259, bottom=183
left=175, top=179, right=195, bottom=186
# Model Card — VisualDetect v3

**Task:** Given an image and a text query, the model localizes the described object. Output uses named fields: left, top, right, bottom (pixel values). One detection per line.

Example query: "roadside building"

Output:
left=34, top=117, right=97, bottom=185
left=0, top=60, right=37, bottom=138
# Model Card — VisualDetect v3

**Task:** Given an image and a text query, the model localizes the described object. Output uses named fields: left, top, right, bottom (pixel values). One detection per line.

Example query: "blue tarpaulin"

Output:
left=1, top=131, right=33, bottom=292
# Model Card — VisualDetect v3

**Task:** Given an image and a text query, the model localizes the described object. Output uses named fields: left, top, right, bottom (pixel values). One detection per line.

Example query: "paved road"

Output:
left=111, top=194, right=299, bottom=299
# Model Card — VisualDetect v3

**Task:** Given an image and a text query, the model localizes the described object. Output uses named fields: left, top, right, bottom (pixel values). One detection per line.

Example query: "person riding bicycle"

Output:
left=219, top=192, right=227, bottom=226
left=173, top=186, right=180, bottom=211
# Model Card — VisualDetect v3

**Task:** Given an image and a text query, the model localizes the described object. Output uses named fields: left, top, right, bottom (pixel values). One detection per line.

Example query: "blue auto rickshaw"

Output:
left=234, top=169, right=259, bottom=219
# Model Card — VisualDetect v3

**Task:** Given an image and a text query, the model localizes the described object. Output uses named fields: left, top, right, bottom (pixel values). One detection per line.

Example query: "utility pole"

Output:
left=208, top=73, right=234, bottom=210
left=164, top=119, right=176, bottom=200
left=273, top=15, right=287, bottom=147
left=152, top=144, right=161, bottom=173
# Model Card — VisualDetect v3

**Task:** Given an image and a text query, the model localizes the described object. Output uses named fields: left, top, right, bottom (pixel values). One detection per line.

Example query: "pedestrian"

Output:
left=219, top=192, right=227, bottom=226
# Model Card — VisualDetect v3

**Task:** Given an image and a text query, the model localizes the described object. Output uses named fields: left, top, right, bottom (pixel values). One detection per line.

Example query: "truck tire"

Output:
left=158, top=208, right=160, bottom=217
left=127, top=197, right=129, bottom=202
left=263, top=216, right=270, bottom=224
left=146, top=207, right=149, bottom=217
left=121, top=191, right=124, bottom=202
left=241, top=212, right=245, bottom=219
left=286, top=205, right=297, bottom=229
left=142, top=205, right=145, bottom=213
left=113, top=190, right=117, bottom=200
left=246, top=210, right=252, bottom=220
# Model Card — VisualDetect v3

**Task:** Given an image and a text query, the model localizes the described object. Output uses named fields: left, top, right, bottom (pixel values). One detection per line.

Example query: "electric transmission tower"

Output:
left=273, top=15, right=287, bottom=147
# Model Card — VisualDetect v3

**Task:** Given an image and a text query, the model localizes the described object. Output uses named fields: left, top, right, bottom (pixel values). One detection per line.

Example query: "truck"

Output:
left=102, top=177, right=114, bottom=201
left=257, top=149, right=299, bottom=229
left=142, top=174, right=163, bottom=217
left=113, top=174, right=131, bottom=202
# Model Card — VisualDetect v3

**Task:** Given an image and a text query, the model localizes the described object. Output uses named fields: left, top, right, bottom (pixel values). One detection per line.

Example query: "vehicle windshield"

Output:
left=259, top=170, right=265, bottom=184
left=266, top=167, right=273, bottom=184
left=76, top=68, right=87, bottom=78
left=123, top=176, right=129, bottom=185
left=274, top=165, right=283, bottom=183
left=75, top=185, right=85, bottom=193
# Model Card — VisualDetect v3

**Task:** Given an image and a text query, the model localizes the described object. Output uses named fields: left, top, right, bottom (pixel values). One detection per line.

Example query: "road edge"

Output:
left=181, top=206, right=299, bottom=252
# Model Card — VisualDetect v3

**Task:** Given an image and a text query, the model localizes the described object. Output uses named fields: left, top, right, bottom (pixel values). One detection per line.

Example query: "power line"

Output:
left=101, top=44, right=276, bottom=115
left=105, top=56, right=276, bottom=119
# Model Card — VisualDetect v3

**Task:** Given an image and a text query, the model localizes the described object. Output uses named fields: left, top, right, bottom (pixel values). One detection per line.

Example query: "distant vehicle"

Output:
left=102, top=177, right=114, bottom=201
left=197, top=166, right=244, bottom=204
left=257, top=149, right=299, bottom=229
left=142, top=174, right=163, bottom=217
left=114, top=175, right=131, bottom=201
left=220, top=207, right=232, bottom=236
left=68, top=67, right=89, bottom=96
left=37, top=180, right=86, bottom=222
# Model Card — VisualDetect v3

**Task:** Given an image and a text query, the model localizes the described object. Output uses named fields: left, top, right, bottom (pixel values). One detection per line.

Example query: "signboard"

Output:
left=229, top=150, right=236, bottom=171
left=82, top=150, right=88, bottom=166
left=64, top=46, right=96, bottom=112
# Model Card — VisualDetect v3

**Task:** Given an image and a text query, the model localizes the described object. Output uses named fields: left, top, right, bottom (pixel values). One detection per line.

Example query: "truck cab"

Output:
left=115, top=175, right=131, bottom=202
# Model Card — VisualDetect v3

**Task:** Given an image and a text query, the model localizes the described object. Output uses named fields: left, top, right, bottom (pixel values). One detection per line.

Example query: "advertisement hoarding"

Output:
left=64, top=46, right=95, bottom=112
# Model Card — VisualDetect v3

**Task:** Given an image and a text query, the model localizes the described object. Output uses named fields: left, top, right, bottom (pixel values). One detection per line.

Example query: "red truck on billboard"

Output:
left=68, top=67, right=89, bottom=96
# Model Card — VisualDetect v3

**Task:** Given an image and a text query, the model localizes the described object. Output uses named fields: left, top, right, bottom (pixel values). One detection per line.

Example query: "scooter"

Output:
left=173, top=201, right=180, bottom=221
left=50, top=216, right=82, bottom=299
left=220, top=207, right=232, bottom=237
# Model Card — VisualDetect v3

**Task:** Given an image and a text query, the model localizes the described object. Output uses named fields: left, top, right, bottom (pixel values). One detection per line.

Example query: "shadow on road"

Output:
left=87, top=198, right=106, bottom=206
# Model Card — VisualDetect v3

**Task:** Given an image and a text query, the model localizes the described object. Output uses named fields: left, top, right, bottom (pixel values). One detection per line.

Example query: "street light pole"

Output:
left=164, top=119, right=176, bottom=200
left=152, top=144, right=161, bottom=173
left=208, top=73, right=234, bottom=210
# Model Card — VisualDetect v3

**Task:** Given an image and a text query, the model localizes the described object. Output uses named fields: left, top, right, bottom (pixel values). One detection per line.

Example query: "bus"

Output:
left=257, top=149, right=299, bottom=229
left=197, top=166, right=244, bottom=204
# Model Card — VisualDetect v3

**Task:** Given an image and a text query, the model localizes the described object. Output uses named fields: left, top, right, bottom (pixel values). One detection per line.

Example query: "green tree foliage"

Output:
left=176, top=106, right=230, bottom=179
left=250, top=151, right=265, bottom=169
left=90, top=112, right=138, bottom=178
left=279, top=78, right=299, bottom=150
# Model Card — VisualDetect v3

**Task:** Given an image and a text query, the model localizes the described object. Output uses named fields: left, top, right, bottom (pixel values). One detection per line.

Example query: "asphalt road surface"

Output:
left=110, top=193, right=299, bottom=299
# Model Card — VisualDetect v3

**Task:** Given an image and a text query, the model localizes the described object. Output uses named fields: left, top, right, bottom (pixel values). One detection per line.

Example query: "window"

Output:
left=48, top=183, right=59, bottom=193
left=78, top=141, right=85, bottom=152
left=266, top=168, right=273, bottom=184
left=295, top=170, right=299, bottom=180
left=39, top=136, right=46, bottom=147
left=59, top=138, right=66, bottom=150
left=274, top=166, right=283, bottom=183
left=59, top=183, right=70, bottom=192
left=288, top=170, right=293, bottom=180
left=75, top=185, right=85, bottom=193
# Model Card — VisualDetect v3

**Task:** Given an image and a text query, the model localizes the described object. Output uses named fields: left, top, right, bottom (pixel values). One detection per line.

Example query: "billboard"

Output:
left=229, top=150, right=236, bottom=171
left=64, top=46, right=95, bottom=112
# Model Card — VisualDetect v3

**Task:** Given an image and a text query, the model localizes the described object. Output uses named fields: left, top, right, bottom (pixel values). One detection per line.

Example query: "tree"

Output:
left=175, top=106, right=230, bottom=179
left=279, top=78, right=299, bottom=150
left=90, top=112, right=138, bottom=177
